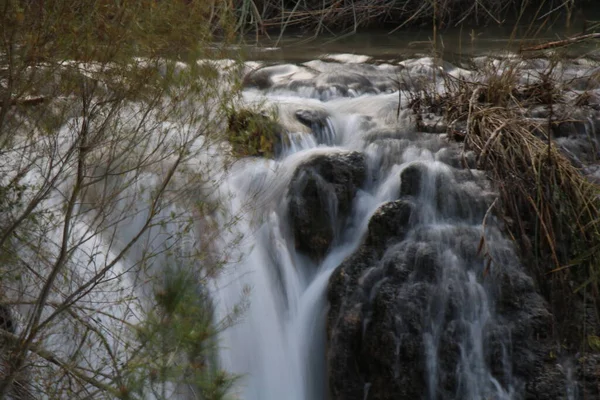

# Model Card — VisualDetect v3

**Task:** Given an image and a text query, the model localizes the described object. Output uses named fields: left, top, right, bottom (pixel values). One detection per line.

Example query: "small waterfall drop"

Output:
left=9, top=52, right=599, bottom=399
left=212, top=57, right=523, bottom=400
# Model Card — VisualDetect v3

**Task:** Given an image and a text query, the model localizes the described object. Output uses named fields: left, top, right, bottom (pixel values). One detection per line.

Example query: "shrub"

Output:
left=0, top=1, right=244, bottom=398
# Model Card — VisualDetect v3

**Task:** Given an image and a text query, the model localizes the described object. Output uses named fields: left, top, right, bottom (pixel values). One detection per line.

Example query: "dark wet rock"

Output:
left=288, top=152, right=366, bottom=261
left=286, top=79, right=314, bottom=92
left=244, top=60, right=405, bottom=99
left=400, top=164, right=427, bottom=197
left=362, top=129, right=454, bottom=177
left=363, top=128, right=432, bottom=143
left=435, top=147, right=478, bottom=170
left=398, top=163, right=494, bottom=223
left=526, top=349, right=600, bottom=400
left=243, top=64, right=316, bottom=90
left=365, top=200, right=414, bottom=248
left=295, top=109, right=334, bottom=144
left=326, top=163, right=585, bottom=399
left=317, top=71, right=374, bottom=91
left=242, top=66, right=276, bottom=89
left=295, top=109, right=328, bottom=128
left=435, top=171, right=494, bottom=222
left=577, top=354, right=600, bottom=398
left=526, top=363, right=571, bottom=400
left=315, top=84, right=351, bottom=99
left=306, top=60, right=398, bottom=91
left=462, top=150, right=478, bottom=169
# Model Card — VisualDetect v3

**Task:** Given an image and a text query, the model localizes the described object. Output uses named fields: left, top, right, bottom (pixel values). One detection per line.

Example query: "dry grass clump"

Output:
left=411, top=61, right=600, bottom=341
left=465, top=106, right=599, bottom=274
left=468, top=105, right=600, bottom=342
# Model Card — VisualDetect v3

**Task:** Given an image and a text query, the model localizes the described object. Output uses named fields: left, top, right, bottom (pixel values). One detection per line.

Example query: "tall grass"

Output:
left=410, top=58, right=600, bottom=344
left=234, top=0, right=583, bottom=35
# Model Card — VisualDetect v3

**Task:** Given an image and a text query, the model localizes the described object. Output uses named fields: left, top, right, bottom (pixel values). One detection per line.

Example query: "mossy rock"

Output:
left=226, top=108, right=283, bottom=158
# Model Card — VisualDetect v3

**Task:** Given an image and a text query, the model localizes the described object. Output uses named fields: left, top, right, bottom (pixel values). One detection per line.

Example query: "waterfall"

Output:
left=10, top=53, right=595, bottom=399
left=212, top=145, right=383, bottom=399
left=213, top=57, right=521, bottom=400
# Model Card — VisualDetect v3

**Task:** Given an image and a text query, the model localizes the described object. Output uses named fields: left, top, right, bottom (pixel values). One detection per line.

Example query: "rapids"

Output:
left=6, top=51, right=600, bottom=399
left=210, top=54, right=596, bottom=399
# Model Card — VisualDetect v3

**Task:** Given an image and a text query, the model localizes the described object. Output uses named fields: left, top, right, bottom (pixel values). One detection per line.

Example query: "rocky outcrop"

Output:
left=398, top=162, right=495, bottom=223
left=288, top=152, right=366, bottom=261
left=240, top=55, right=600, bottom=400
left=326, top=161, right=598, bottom=400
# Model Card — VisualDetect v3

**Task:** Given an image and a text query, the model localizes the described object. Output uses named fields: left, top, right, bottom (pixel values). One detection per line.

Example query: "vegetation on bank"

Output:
left=1, top=0, right=600, bottom=398
left=410, top=57, right=600, bottom=348
left=0, top=1, right=244, bottom=398
left=234, top=0, right=591, bottom=34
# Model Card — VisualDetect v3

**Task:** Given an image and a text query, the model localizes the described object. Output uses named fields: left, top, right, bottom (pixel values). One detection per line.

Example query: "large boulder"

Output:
left=288, top=152, right=366, bottom=261
left=326, top=161, right=595, bottom=400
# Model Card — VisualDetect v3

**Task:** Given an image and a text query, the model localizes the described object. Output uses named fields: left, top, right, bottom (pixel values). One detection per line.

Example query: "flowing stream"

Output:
left=10, top=46, right=597, bottom=398
left=211, top=55, right=534, bottom=399
left=213, top=113, right=385, bottom=400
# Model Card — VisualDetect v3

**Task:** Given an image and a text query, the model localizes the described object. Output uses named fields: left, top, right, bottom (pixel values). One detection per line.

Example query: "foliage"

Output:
left=0, top=0, right=245, bottom=398
left=122, top=267, right=246, bottom=399
left=226, top=107, right=282, bottom=158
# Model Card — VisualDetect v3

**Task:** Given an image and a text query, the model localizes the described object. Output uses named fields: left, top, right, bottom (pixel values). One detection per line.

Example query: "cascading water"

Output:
left=211, top=56, right=541, bottom=400
left=7, top=47, right=600, bottom=399
left=212, top=145, right=382, bottom=400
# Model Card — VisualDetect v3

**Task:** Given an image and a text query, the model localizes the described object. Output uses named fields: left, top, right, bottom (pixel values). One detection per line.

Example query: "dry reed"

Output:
left=411, top=61, right=600, bottom=343
left=234, top=0, right=577, bottom=34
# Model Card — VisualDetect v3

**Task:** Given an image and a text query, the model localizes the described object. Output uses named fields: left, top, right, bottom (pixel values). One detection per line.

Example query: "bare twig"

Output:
left=521, top=33, right=600, bottom=52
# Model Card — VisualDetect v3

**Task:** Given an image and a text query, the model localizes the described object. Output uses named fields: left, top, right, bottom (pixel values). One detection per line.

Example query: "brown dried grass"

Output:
left=235, top=0, right=576, bottom=35
left=414, top=62, right=600, bottom=342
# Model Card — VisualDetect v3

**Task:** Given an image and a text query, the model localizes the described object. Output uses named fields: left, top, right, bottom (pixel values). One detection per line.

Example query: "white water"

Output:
left=8, top=54, right=593, bottom=398
left=212, top=58, right=512, bottom=399
left=212, top=149, right=388, bottom=399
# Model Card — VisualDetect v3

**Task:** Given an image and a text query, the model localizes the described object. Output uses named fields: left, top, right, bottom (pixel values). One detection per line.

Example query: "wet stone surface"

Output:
left=288, top=152, right=366, bottom=261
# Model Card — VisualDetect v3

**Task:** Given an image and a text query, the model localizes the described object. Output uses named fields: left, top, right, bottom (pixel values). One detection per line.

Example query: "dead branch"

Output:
left=520, top=33, right=600, bottom=52
left=0, top=329, right=122, bottom=398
